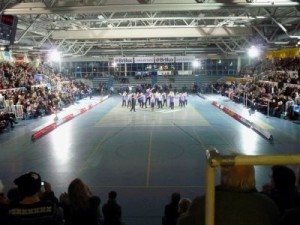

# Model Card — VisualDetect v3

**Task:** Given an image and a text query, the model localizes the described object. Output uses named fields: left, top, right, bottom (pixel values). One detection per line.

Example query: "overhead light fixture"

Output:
left=193, top=60, right=200, bottom=68
left=246, top=0, right=254, bottom=2
left=248, top=46, right=260, bottom=58
left=48, top=49, right=61, bottom=62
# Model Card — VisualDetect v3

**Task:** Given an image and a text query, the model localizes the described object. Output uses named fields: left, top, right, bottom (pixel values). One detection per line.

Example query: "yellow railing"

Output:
left=205, top=148, right=300, bottom=225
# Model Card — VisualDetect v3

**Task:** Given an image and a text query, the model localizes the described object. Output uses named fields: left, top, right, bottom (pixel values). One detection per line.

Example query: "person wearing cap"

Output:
left=177, top=163, right=280, bottom=225
left=8, top=172, right=63, bottom=225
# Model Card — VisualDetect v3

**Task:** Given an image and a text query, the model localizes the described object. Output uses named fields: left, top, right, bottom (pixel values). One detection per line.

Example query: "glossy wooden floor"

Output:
left=0, top=94, right=299, bottom=225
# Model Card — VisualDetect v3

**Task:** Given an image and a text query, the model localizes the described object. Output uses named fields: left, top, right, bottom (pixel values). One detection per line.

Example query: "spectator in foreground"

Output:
left=0, top=180, right=9, bottom=225
left=177, top=198, right=191, bottom=217
left=262, top=165, right=300, bottom=214
left=102, top=191, right=122, bottom=225
left=178, top=164, right=280, bottom=225
left=163, top=192, right=181, bottom=225
left=59, top=178, right=102, bottom=225
left=8, top=172, right=62, bottom=225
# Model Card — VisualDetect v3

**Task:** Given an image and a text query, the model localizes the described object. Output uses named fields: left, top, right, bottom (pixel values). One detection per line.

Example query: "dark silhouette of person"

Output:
left=163, top=192, right=181, bottom=225
left=102, top=191, right=122, bottom=225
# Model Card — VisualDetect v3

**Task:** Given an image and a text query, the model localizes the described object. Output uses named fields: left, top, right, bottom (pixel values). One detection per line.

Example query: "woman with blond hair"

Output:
left=60, top=178, right=102, bottom=225
left=178, top=164, right=280, bottom=225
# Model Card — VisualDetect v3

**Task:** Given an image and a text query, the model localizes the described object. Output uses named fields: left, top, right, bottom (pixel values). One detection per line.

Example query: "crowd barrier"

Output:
left=31, top=96, right=109, bottom=140
left=0, top=104, right=24, bottom=119
left=212, top=101, right=273, bottom=140
left=205, top=148, right=300, bottom=225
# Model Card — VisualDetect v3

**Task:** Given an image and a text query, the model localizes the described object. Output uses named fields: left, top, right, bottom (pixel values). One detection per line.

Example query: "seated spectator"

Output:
left=59, top=178, right=102, bottom=225
left=102, top=191, right=122, bottom=225
left=163, top=192, right=181, bottom=225
left=0, top=113, right=9, bottom=131
left=178, top=164, right=280, bottom=225
left=0, top=111, right=18, bottom=129
left=8, top=171, right=62, bottom=225
left=272, top=100, right=284, bottom=118
left=262, top=165, right=300, bottom=214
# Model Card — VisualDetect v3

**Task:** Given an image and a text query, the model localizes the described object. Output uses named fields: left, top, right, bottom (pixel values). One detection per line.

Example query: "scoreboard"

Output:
left=0, top=15, right=18, bottom=45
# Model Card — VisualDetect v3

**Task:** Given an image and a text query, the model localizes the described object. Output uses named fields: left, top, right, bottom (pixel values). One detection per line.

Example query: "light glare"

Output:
left=49, top=49, right=61, bottom=62
left=193, top=60, right=200, bottom=68
left=248, top=46, right=259, bottom=58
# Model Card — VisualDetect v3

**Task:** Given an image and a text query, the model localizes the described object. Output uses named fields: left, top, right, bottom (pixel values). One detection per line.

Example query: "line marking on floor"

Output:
left=146, top=130, right=153, bottom=187
left=79, top=131, right=111, bottom=174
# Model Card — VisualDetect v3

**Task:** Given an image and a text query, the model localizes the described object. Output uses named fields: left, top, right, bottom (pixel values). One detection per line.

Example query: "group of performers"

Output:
left=120, top=89, right=188, bottom=112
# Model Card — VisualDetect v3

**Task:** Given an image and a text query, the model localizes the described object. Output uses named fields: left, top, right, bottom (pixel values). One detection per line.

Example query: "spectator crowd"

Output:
left=1, top=56, right=300, bottom=225
left=214, top=57, right=300, bottom=120
left=0, top=61, right=93, bottom=132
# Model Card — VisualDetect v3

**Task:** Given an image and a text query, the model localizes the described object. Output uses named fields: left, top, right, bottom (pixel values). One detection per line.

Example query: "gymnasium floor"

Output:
left=0, top=94, right=299, bottom=225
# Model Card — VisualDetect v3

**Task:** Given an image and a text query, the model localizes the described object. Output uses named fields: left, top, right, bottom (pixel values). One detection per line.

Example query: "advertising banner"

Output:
left=155, top=56, right=174, bottom=63
left=114, top=57, right=134, bottom=64
left=134, top=57, right=154, bottom=63
left=175, top=56, right=195, bottom=62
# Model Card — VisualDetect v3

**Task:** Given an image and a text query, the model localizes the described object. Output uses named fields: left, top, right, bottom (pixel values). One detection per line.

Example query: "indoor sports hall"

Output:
left=1, top=93, right=299, bottom=225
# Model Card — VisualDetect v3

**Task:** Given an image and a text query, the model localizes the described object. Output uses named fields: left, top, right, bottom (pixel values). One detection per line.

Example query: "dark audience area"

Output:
left=1, top=164, right=299, bottom=225
left=0, top=172, right=123, bottom=225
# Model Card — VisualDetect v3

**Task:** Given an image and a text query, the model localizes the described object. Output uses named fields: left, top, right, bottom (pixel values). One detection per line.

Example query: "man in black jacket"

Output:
left=102, top=191, right=122, bottom=225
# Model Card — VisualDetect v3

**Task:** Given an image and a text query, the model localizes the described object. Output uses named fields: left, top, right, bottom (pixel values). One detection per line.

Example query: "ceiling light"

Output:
left=248, top=46, right=260, bottom=58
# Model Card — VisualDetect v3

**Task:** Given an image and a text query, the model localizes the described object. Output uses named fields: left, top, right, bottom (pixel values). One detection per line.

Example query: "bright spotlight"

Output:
left=112, top=62, right=117, bottom=67
left=48, top=49, right=61, bottom=62
left=248, top=46, right=260, bottom=58
left=193, top=60, right=200, bottom=68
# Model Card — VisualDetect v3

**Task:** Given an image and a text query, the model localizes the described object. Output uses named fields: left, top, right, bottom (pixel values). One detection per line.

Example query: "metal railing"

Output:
left=205, top=148, right=300, bottom=225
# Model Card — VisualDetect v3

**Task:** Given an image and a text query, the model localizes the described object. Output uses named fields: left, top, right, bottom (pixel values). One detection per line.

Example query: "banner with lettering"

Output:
left=134, top=57, right=154, bottom=64
left=175, top=56, right=195, bottom=63
left=114, top=57, right=134, bottom=64
left=154, top=56, right=175, bottom=63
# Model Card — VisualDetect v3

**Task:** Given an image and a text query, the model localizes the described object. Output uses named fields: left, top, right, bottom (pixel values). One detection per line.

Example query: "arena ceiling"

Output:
left=1, top=0, right=300, bottom=58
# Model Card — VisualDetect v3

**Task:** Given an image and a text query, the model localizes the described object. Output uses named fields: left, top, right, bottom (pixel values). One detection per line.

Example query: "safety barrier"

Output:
left=1, top=104, right=24, bottom=119
left=212, top=101, right=273, bottom=140
left=31, top=96, right=109, bottom=140
left=205, top=148, right=300, bottom=225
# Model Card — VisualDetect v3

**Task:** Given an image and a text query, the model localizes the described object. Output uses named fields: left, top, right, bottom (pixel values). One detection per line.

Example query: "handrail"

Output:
left=205, top=147, right=300, bottom=225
